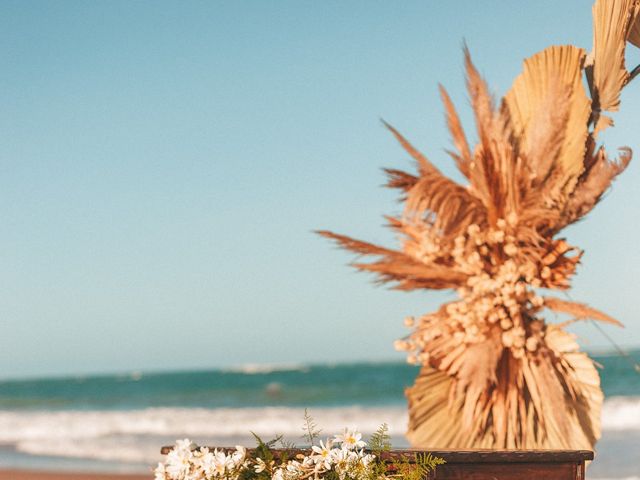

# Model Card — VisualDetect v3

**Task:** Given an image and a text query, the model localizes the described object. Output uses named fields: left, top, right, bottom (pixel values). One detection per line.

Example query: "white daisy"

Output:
left=254, top=458, right=267, bottom=473
left=212, top=449, right=228, bottom=476
left=333, top=428, right=366, bottom=450
left=231, top=445, right=247, bottom=467
left=311, top=439, right=334, bottom=469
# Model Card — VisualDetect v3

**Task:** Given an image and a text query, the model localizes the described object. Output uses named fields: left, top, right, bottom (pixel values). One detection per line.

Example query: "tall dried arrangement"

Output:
left=319, top=0, right=638, bottom=450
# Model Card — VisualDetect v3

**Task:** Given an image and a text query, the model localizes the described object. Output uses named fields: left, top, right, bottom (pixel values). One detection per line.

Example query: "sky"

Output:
left=1, top=0, right=639, bottom=379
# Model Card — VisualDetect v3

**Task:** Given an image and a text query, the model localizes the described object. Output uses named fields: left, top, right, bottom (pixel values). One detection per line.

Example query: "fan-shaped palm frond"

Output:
left=589, top=0, right=640, bottom=111
left=503, top=45, right=591, bottom=193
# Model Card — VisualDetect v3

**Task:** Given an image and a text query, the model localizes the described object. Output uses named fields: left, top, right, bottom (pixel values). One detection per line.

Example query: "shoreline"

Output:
left=0, top=470, right=149, bottom=480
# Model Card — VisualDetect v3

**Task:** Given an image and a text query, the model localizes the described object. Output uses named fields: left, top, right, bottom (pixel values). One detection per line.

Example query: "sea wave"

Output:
left=600, top=396, right=640, bottom=431
left=0, top=406, right=408, bottom=464
left=0, top=397, right=638, bottom=466
left=221, top=363, right=311, bottom=375
left=0, top=406, right=407, bottom=442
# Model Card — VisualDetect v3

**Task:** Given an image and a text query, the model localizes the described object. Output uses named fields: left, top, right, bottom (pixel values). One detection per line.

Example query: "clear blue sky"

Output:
left=1, top=1, right=638, bottom=379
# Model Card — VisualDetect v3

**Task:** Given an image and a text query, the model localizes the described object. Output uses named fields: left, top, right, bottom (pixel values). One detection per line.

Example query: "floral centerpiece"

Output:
left=319, top=0, right=637, bottom=450
left=155, top=421, right=444, bottom=480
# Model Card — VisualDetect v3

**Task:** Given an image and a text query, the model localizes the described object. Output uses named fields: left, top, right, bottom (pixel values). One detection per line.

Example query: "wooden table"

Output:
left=160, top=447, right=593, bottom=480
left=389, top=450, right=593, bottom=479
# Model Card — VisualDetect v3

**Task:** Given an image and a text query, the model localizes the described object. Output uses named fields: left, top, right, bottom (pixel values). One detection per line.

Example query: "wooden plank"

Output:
left=433, top=461, right=578, bottom=479
left=379, top=450, right=593, bottom=464
left=160, top=446, right=594, bottom=463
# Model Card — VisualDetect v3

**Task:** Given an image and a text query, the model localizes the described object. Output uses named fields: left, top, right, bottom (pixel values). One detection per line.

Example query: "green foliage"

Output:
left=388, top=451, right=446, bottom=480
left=301, top=408, right=321, bottom=445
left=278, top=436, right=297, bottom=449
left=366, top=423, right=393, bottom=480
left=251, top=431, right=281, bottom=459
left=323, top=470, right=340, bottom=480
left=368, top=424, right=392, bottom=455
left=251, top=433, right=285, bottom=476
left=238, top=463, right=261, bottom=480
left=415, top=452, right=446, bottom=473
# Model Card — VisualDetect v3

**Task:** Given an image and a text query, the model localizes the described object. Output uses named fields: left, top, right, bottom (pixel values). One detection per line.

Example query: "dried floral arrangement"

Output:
left=319, top=0, right=638, bottom=450
left=155, top=418, right=444, bottom=480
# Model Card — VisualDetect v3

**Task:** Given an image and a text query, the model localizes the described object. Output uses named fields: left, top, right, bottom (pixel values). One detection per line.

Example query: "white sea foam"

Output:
left=0, top=406, right=408, bottom=464
left=600, top=396, right=640, bottom=431
left=222, top=363, right=311, bottom=375
left=0, top=397, right=638, bottom=466
left=0, top=406, right=407, bottom=441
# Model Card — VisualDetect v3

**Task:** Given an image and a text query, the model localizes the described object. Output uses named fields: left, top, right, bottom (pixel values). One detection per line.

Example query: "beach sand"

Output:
left=0, top=471, right=149, bottom=480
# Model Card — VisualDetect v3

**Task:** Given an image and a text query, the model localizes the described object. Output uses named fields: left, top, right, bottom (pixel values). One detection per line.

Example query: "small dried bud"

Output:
left=467, top=224, right=480, bottom=236
left=394, top=340, right=409, bottom=351
left=542, top=252, right=558, bottom=266
left=512, top=347, right=525, bottom=359
left=488, top=230, right=505, bottom=243
left=513, top=334, right=525, bottom=349
left=504, top=243, right=518, bottom=256
left=531, top=296, right=544, bottom=307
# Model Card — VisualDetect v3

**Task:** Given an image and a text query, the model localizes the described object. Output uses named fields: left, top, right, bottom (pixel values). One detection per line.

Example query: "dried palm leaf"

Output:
left=383, top=168, right=419, bottom=196
left=629, top=12, right=640, bottom=46
left=543, top=296, right=624, bottom=327
left=589, top=0, right=640, bottom=113
left=381, top=120, right=436, bottom=177
left=439, top=85, right=472, bottom=179
left=463, top=49, right=506, bottom=222
left=381, top=121, right=486, bottom=238
left=503, top=45, right=590, bottom=192
left=561, top=147, right=632, bottom=226
left=316, top=230, right=466, bottom=290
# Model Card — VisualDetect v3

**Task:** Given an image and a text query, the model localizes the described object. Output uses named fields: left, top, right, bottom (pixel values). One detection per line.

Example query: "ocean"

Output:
left=1, top=352, right=638, bottom=479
